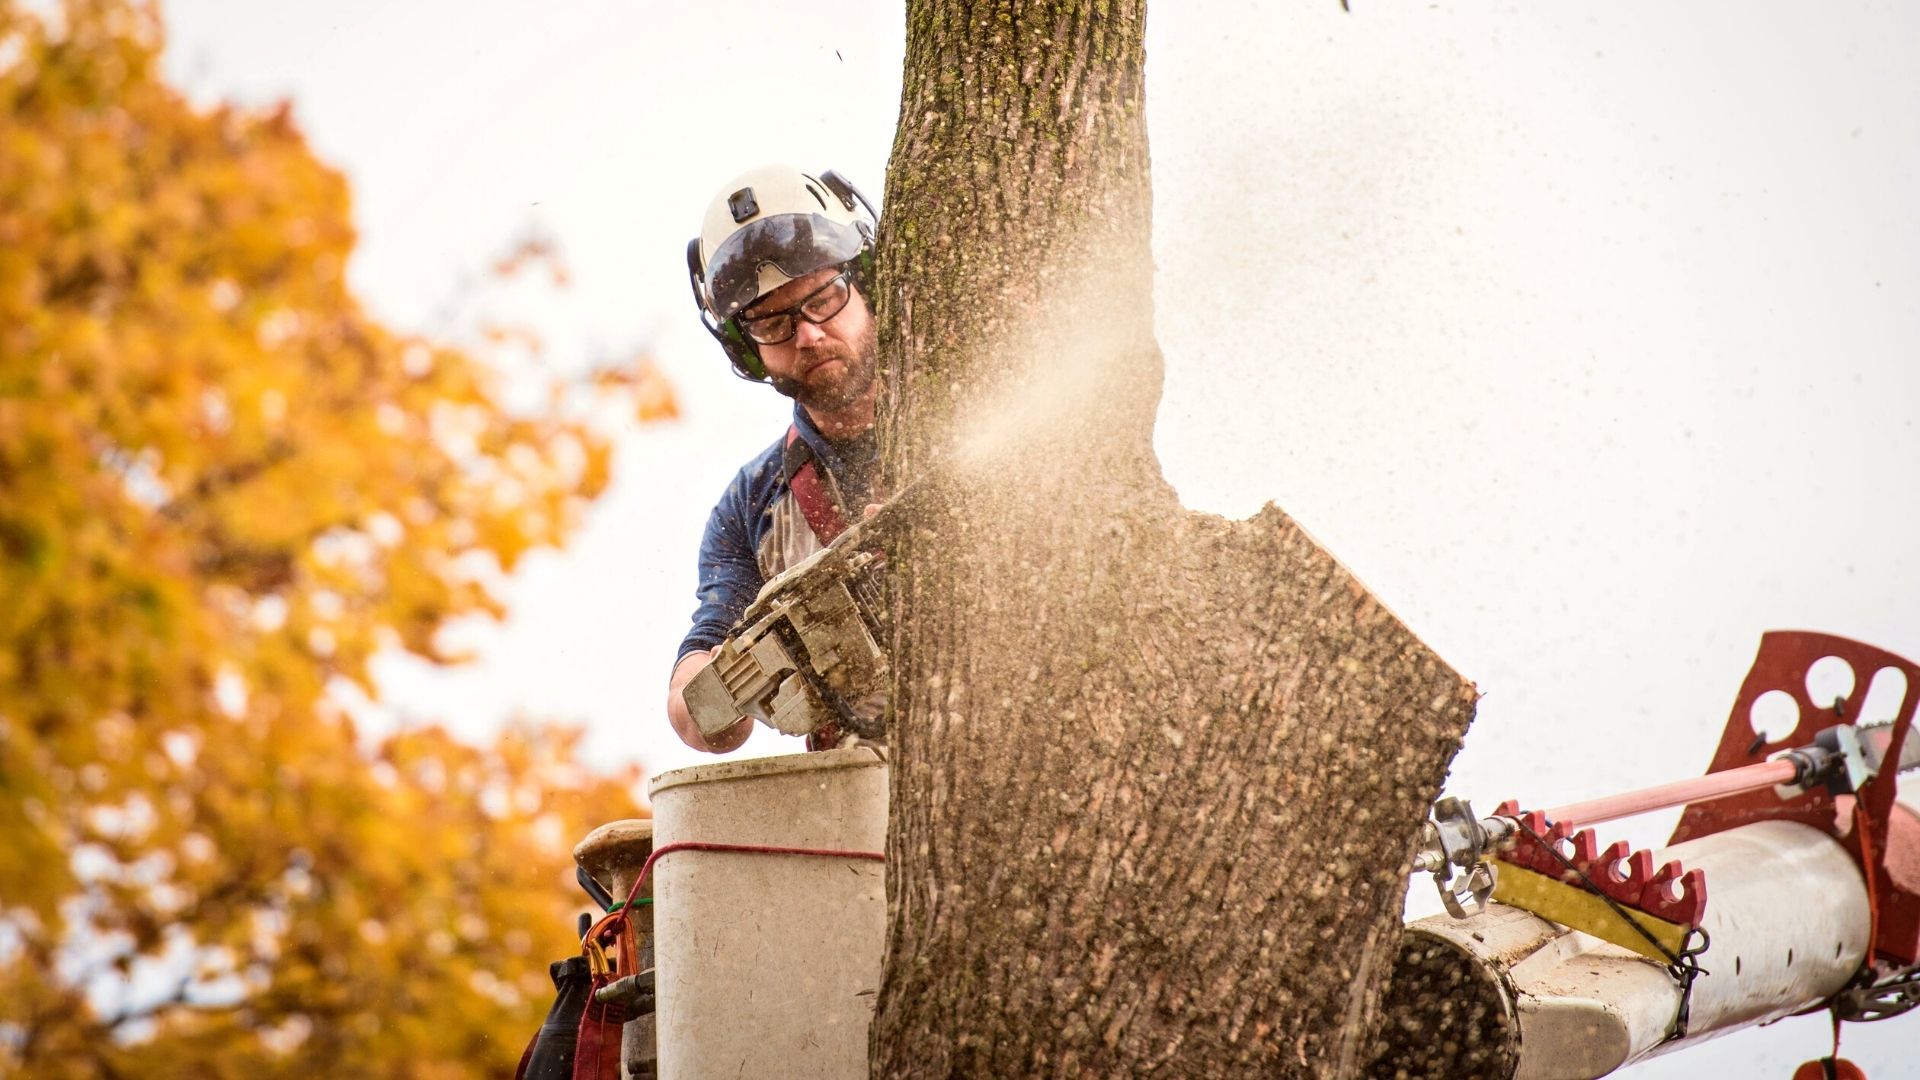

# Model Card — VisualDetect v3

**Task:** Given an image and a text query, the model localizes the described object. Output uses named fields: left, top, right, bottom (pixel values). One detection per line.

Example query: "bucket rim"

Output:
left=647, top=744, right=887, bottom=799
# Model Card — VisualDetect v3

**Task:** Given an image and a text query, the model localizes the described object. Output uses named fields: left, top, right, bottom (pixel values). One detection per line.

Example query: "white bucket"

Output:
left=647, top=746, right=888, bottom=1080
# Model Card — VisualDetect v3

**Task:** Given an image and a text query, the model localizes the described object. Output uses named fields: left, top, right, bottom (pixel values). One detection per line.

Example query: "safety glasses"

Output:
left=737, top=272, right=854, bottom=345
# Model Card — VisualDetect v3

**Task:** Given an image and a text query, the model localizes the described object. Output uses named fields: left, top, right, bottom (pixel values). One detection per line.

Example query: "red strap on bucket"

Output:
left=620, top=840, right=885, bottom=911
left=573, top=985, right=630, bottom=1080
left=570, top=909, right=640, bottom=1080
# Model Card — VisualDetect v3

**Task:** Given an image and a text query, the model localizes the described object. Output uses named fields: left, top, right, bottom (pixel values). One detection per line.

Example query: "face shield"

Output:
left=703, top=212, right=868, bottom=320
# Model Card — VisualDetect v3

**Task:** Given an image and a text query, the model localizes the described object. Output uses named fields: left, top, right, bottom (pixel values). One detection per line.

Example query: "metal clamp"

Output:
left=594, top=968, right=658, bottom=1015
left=1439, top=861, right=1499, bottom=919
left=1416, top=797, right=1511, bottom=919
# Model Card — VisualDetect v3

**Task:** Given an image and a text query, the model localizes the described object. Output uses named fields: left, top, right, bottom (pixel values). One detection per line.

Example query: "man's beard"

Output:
left=768, top=327, right=877, bottom=415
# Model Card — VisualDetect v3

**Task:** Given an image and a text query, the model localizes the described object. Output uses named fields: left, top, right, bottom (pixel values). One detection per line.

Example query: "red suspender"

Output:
left=783, top=425, right=856, bottom=753
left=783, top=425, right=850, bottom=545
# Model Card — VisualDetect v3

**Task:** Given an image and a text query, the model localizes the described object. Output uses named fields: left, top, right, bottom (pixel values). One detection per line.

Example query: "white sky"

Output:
left=161, top=2, right=1919, bottom=1074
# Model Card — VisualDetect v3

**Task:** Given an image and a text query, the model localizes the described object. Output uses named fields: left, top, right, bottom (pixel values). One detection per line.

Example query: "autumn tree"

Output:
left=0, top=2, right=660, bottom=1075
left=870, top=3, right=1476, bottom=1076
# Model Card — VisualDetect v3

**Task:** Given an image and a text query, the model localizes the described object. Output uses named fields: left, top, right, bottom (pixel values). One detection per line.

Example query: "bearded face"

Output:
left=768, top=316, right=877, bottom=414
left=743, top=268, right=879, bottom=424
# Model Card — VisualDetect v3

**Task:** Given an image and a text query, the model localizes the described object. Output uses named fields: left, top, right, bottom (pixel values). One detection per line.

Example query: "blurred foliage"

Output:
left=0, top=1, right=660, bottom=1074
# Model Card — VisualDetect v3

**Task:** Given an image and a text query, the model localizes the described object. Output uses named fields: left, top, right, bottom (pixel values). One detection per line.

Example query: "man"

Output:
left=667, top=165, right=882, bottom=753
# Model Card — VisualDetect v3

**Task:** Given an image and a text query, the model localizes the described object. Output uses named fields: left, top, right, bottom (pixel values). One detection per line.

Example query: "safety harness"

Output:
left=781, top=424, right=851, bottom=546
left=782, top=424, right=861, bottom=752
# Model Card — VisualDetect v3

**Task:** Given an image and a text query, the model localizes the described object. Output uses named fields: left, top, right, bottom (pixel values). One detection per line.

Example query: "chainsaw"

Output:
left=681, top=482, right=928, bottom=742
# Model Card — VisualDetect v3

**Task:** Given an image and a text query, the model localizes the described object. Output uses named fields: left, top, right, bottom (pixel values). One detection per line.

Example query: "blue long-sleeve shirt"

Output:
left=677, top=405, right=877, bottom=663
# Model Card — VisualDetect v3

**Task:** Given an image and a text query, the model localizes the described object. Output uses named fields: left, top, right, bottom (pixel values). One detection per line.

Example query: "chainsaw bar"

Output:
left=1860, top=720, right=1920, bottom=776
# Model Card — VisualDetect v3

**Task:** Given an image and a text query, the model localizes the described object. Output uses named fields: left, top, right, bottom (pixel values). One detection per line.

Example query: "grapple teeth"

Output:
left=1587, top=839, right=1633, bottom=889
left=1604, top=848, right=1656, bottom=908
left=1490, top=816, right=1711, bottom=932
left=1567, top=829, right=1601, bottom=868
left=1640, top=862, right=1708, bottom=927
left=1543, top=821, right=1578, bottom=880
left=1497, top=809, right=1558, bottom=875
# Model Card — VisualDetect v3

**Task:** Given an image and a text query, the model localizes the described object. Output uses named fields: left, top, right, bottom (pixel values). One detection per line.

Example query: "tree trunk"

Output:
left=870, top=2, right=1478, bottom=1076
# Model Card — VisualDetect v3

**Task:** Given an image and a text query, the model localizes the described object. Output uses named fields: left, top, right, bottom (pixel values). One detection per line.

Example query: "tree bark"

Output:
left=871, top=2, right=1478, bottom=1076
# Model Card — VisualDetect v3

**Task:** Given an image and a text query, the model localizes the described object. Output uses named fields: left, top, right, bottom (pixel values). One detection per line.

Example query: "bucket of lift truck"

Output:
left=646, top=746, right=889, bottom=1080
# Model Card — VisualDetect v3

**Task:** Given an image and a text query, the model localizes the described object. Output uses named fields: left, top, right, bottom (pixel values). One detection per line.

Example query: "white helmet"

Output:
left=685, top=165, right=877, bottom=380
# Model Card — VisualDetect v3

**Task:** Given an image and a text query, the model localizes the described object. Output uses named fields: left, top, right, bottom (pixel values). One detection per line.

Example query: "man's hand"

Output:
left=667, top=648, right=753, bottom=753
